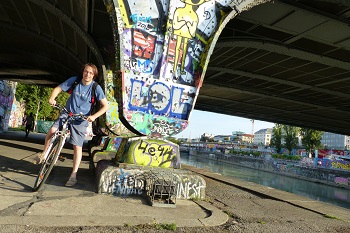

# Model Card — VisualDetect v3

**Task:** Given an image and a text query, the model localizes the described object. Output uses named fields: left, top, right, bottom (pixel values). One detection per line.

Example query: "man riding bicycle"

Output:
left=33, top=63, right=108, bottom=187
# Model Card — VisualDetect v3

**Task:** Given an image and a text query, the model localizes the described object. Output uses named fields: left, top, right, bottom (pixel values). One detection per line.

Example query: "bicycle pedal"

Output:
left=59, top=156, right=66, bottom=162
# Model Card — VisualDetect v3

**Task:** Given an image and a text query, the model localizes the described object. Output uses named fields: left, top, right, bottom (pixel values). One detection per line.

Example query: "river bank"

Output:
left=185, top=150, right=350, bottom=190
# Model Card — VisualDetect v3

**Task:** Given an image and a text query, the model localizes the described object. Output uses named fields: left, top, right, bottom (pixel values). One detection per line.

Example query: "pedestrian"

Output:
left=25, top=113, right=35, bottom=137
left=32, top=63, right=108, bottom=187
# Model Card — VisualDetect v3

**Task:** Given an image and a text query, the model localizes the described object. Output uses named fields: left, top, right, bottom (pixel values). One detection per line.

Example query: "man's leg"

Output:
left=32, top=126, right=57, bottom=164
left=43, top=127, right=57, bottom=152
left=65, top=145, right=82, bottom=187
left=70, top=145, right=82, bottom=179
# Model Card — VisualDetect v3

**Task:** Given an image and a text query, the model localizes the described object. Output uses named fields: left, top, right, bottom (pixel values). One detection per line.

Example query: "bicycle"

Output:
left=33, top=105, right=88, bottom=191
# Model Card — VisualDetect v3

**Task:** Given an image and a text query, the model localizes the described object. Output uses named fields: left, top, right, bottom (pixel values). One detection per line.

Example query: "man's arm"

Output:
left=87, top=98, right=108, bottom=122
left=49, top=86, right=63, bottom=106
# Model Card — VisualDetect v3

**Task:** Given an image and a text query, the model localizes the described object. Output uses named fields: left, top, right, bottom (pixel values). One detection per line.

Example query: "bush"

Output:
left=271, top=153, right=301, bottom=161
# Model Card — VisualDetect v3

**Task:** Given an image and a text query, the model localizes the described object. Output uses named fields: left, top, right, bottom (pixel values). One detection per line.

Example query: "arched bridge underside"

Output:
left=2, top=0, right=350, bottom=136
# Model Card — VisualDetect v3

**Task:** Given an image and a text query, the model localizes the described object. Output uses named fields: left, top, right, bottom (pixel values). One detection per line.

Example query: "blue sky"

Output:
left=176, top=110, right=275, bottom=139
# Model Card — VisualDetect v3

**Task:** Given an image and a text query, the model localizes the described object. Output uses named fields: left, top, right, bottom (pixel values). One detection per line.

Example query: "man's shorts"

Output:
left=52, top=113, right=88, bottom=147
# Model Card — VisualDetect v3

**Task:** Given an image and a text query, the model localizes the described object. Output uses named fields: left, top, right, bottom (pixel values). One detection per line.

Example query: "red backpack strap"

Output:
left=90, top=81, right=99, bottom=105
left=67, top=77, right=82, bottom=94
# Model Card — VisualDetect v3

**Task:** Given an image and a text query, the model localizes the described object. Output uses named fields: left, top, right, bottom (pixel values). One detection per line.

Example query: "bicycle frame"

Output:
left=33, top=105, right=87, bottom=191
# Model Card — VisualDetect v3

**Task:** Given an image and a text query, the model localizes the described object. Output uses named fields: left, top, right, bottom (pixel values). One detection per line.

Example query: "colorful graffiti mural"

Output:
left=102, top=0, right=271, bottom=137
left=0, top=80, right=17, bottom=131
left=122, top=138, right=181, bottom=168
left=97, top=161, right=206, bottom=199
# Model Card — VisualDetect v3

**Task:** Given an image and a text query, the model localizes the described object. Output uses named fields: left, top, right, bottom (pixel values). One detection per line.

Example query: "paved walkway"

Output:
left=0, top=130, right=349, bottom=228
left=0, top=131, right=227, bottom=228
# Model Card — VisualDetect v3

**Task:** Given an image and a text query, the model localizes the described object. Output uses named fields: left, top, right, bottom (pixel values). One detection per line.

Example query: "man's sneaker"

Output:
left=32, top=152, right=44, bottom=165
left=65, top=177, right=77, bottom=187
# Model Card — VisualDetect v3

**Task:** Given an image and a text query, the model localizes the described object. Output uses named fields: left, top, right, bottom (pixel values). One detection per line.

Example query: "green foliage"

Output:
left=271, top=153, right=301, bottom=161
left=15, top=83, right=69, bottom=121
left=270, top=124, right=283, bottom=153
left=231, top=150, right=261, bottom=157
left=300, top=128, right=323, bottom=153
left=283, top=125, right=299, bottom=155
left=166, top=137, right=180, bottom=145
left=159, top=223, right=176, bottom=231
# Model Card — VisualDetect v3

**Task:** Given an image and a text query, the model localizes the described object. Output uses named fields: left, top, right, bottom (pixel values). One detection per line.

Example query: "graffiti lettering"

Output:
left=152, top=120, right=181, bottom=136
left=137, top=140, right=173, bottom=158
left=135, top=21, right=154, bottom=31
left=130, top=14, right=152, bottom=24
left=176, top=181, right=205, bottom=199
left=99, top=168, right=145, bottom=196
left=128, top=79, right=191, bottom=119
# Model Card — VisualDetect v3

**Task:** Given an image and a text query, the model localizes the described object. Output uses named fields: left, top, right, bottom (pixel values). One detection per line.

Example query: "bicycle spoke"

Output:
left=33, top=138, right=62, bottom=191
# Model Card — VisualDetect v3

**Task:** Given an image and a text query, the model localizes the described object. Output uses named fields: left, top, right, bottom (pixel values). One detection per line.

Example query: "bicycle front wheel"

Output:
left=33, top=138, right=62, bottom=191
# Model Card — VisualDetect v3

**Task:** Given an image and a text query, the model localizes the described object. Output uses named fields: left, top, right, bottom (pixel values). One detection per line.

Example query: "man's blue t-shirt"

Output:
left=59, top=76, right=106, bottom=115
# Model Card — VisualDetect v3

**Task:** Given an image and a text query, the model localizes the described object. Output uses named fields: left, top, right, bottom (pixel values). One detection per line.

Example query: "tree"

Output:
left=299, top=128, right=323, bottom=156
left=166, top=137, right=179, bottom=145
left=15, top=83, right=69, bottom=121
left=270, top=124, right=283, bottom=153
left=283, top=125, right=299, bottom=155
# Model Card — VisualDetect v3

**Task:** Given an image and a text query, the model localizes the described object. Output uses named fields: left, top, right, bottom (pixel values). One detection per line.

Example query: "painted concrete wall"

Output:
left=0, top=80, right=17, bottom=131
left=121, top=137, right=181, bottom=168
left=96, top=161, right=206, bottom=199
left=102, top=0, right=271, bottom=137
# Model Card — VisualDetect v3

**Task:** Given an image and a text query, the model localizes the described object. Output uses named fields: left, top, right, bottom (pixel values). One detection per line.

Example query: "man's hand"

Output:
left=49, top=98, right=56, bottom=106
left=87, top=115, right=97, bottom=122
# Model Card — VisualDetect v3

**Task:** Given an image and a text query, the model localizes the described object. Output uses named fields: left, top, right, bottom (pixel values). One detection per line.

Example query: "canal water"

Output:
left=181, top=153, right=350, bottom=209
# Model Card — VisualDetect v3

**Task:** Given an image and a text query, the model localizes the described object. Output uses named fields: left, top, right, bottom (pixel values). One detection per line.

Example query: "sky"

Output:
left=176, top=110, right=275, bottom=139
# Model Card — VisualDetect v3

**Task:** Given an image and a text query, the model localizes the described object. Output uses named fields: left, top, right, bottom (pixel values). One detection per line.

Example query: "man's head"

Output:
left=82, top=63, right=98, bottom=79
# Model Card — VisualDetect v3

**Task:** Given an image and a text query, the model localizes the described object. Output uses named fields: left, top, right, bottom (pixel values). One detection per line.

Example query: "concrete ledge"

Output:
left=96, top=161, right=206, bottom=200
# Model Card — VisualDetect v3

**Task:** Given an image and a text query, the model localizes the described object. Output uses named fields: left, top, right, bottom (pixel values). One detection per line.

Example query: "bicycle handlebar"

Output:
left=53, top=104, right=88, bottom=120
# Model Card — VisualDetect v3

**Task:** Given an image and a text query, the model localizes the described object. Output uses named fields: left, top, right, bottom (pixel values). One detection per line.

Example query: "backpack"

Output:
left=67, top=76, right=99, bottom=111
left=67, top=76, right=106, bottom=136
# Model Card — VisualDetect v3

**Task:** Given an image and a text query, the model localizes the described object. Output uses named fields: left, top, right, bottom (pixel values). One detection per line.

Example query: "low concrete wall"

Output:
left=190, top=151, right=350, bottom=189
left=96, top=160, right=206, bottom=200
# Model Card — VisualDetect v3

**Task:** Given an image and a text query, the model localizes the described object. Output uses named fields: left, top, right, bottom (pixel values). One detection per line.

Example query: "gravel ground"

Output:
left=1, top=175, right=350, bottom=233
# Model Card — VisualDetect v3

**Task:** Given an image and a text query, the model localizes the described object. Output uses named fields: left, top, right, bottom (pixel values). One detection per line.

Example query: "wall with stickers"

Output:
left=0, top=80, right=17, bottom=131
left=103, top=0, right=271, bottom=138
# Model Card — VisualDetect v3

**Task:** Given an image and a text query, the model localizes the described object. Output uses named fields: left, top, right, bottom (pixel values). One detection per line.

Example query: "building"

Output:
left=321, top=132, right=350, bottom=150
left=239, top=134, right=254, bottom=144
left=213, top=135, right=231, bottom=142
left=230, top=132, right=254, bottom=145
left=254, top=128, right=272, bottom=146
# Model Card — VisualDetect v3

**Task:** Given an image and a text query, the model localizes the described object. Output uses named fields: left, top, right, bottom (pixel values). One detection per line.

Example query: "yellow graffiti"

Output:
left=129, top=140, right=176, bottom=168
left=172, top=0, right=208, bottom=74
left=331, top=161, right=350, bottom=170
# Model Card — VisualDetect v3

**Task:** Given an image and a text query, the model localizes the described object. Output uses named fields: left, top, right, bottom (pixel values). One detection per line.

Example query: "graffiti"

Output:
left=334, top=177, right=349, bottom=186
left=331, top=161, right=350, bottom=170
left=113, top=169, right=145, bottom=195
left=132, top=29, right=156, bottom=60
left=128, top=78, right=191, bottom=119
left=103, top=0, right=271, bottom=137
left=98, top=166, right=206, bottom=199
left=0, top=80, right=16, bottom=131
left=175, top=174, right=206, bottom=199
left=106, top=137, right=123, bottom=151
left=131, top=140, right=175, bottom=167
left=152, top=118, right=181, bottom=136
left=124, top=58, right=154, bottom=73
left=130, top=14, right=152, bottom=24
left=118, top=138, right=180, bottom=168
left=171, top=0, right=208, bottom=74
left=100, top=167, right=145, bottom=195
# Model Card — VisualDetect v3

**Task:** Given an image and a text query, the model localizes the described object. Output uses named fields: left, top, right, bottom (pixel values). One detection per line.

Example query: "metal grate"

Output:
left=145, top=170, right=177, bottom=208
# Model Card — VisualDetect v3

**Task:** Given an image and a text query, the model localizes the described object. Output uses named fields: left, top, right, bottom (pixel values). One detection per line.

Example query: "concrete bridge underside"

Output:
left=2, top=0, right=350, bottom=135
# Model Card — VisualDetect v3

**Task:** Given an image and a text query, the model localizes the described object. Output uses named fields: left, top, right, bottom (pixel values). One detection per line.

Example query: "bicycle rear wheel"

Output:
left=33, top=138, right=62, bottom=191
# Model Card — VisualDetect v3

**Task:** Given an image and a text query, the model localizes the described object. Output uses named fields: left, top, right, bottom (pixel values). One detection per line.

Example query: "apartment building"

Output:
left=321, top=132, right=350, bottom=150
left=254, top=128, right=272, bottom=146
